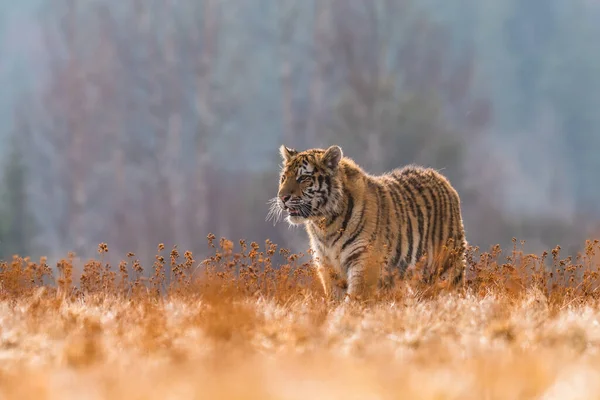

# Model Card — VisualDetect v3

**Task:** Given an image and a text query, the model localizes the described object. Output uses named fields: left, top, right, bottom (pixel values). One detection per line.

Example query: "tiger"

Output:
left=268, top=144, right=467, bottom=302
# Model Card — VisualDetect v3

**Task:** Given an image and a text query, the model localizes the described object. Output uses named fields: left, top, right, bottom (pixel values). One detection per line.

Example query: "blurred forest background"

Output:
left=1, top=0, right=600, bottom=267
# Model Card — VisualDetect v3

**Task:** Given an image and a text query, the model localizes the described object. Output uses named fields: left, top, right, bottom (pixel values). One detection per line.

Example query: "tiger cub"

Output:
left=270, top=145, right=467, bottom=301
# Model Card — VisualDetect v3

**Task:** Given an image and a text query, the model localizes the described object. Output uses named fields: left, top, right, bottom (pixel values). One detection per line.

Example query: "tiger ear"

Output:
left=322, top=145, right=343, bottom=170
left=279, top=145, right=297, bottom=162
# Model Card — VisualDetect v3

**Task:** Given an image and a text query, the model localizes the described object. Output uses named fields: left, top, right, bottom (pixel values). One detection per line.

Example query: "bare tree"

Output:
left=323, top=0, right=490, bottom=175
left=21, top=0, right=242, bottom=263
left=275, top=0, right=303, bottom=146
left=305, top=0, right=333, bottom=147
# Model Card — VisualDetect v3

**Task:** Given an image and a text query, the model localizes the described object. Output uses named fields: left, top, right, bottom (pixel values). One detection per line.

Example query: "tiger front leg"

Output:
left=343, top=250, right=380, bottom=303
left=315, top=262, right=347, bottom=302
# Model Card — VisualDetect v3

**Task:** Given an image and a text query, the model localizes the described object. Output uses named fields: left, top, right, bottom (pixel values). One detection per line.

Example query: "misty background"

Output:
left=0, top=0, right=599, bottom=268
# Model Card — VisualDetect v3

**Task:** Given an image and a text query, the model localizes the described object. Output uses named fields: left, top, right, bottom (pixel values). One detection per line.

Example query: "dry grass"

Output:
left=1, top=236, right=600, bottom=399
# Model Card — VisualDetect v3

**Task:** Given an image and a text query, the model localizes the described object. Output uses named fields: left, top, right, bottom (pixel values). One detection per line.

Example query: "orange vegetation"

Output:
left=1, top=237, right=600, bottom=399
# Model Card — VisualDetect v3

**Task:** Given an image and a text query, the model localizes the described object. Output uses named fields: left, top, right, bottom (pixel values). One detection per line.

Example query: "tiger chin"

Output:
left=269, top=144, right=467, bottom=303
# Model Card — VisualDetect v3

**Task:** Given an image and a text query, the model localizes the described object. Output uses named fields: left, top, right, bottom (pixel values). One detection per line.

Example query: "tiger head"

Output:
left=268, top=145, right=344, bottom=225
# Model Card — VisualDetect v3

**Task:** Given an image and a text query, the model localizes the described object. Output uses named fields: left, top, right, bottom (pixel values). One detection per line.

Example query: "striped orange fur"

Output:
left=269, top=145, right=467, bottom=301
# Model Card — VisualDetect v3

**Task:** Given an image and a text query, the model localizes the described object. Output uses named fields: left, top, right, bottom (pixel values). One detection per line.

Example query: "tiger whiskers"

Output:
left=266, top=197, right=284, bottom=225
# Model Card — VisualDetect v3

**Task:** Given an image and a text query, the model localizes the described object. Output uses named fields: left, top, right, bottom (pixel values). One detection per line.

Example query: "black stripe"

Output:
left=439, top=184, right=459, bottom=277
left=346, top=245, right=366, bottom=261
left=406, top=206, right=415, bottom=266
left=397, top=259, right=409, bottom=275
left=421, top=184, right=434, bottom=263
left=343, top=247, right=366, bottom=272
left=325, top=212, right=339, bottom=227
left=447, top=189, right=456, bottom=244
left=320, top=194, right=329, bottom=210
left=342, top=213, right=366, bottom=251
left=369, top=180, right=382, bottom=242
left=320, top=176, right=332, bottom=210
left=416, top=179, right=432, bottom=263
left=387, top=181, right=404, bottom=268
left=407, top=176, right=426, bottom=263
left=427, top=184, right=438, bottom=260
left=393, top=176, right=420, bottom=265
left=389, top=179, right=414, bottom=266
left=341, top=194, right=367, bottom=250
left=436, top=182, right=448, bottom=251
left=393, top=178, right=417, bottom=265
left=381, top=185, right=392, bottom=254
left=331, top=190, right=354, bottom=246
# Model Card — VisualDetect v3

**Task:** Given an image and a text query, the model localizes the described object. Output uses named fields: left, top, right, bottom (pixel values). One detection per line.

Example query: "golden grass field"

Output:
left=2, top=236, right=600, bottom=399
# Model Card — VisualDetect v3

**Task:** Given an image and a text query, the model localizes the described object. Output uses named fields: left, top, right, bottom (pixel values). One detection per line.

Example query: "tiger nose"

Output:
left=280, top=195, right=291, bottom=203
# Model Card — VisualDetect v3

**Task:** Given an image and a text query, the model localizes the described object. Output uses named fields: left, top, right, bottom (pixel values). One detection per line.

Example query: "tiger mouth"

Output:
left=284, top=205, right=310, bottom=218
left=287, top=208, right=302, bottom=217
